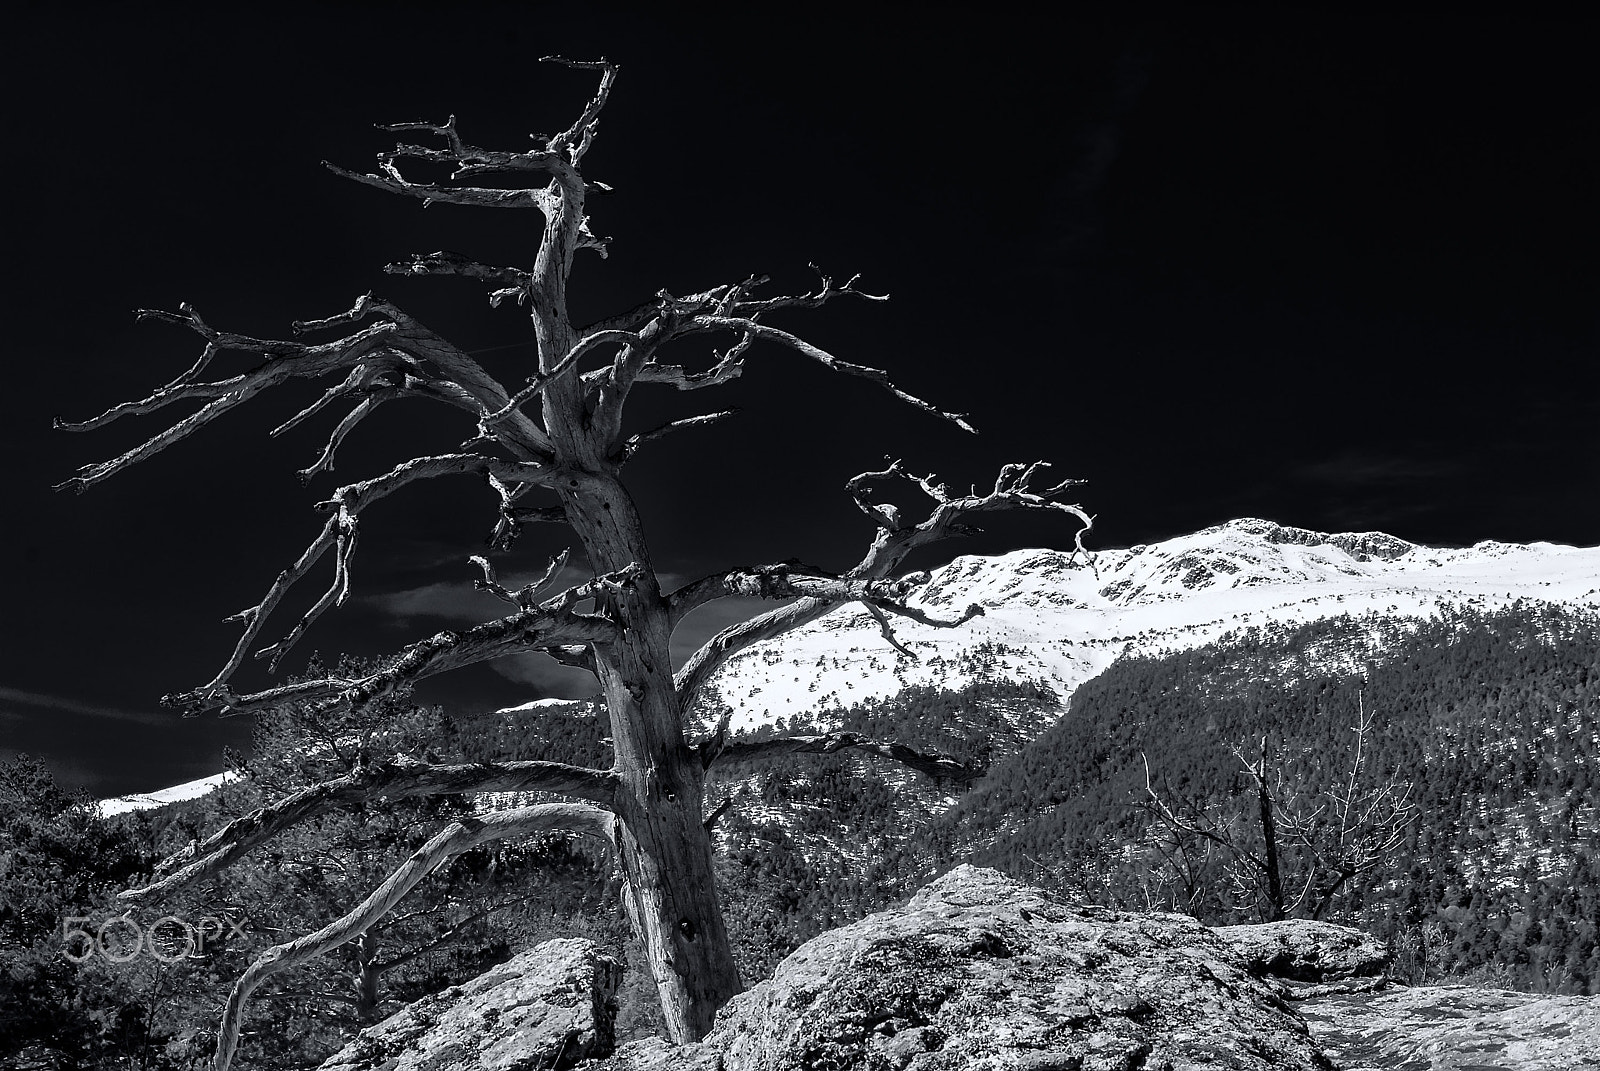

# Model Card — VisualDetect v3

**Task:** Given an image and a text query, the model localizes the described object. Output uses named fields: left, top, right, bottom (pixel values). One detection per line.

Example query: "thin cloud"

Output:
left=491, top=653, right=603, bottom=700
left=369, top=561, right=787, bottom=687
left=1295, top=451, right=1459, bottom=487
left=366, top=581, right=501, bottom=625
left=366, top=562, right=592, bottom=626
left=0, top=686, right=172, bottom=726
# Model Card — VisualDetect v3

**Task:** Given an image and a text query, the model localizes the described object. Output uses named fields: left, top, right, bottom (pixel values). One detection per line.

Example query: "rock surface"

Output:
left=318, top=937, right=622, bottom=1071
left=598, top=864, right=1332, bottom=1070
left=1300, top=984, right=1600, bottom=1070
left=1215, top=918, right=1390, bottom=989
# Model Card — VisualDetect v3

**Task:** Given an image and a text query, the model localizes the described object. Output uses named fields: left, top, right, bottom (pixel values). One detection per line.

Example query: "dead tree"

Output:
left=56, top=60, right=1092, bottom=1065
left=1275, top=690, right=1419, bottom=920
left=1141, top=690, right=1417, bottom=922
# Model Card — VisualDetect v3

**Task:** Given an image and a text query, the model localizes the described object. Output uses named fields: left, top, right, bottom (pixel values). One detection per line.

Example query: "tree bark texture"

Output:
left=555, top=470, right=741, bottom=1040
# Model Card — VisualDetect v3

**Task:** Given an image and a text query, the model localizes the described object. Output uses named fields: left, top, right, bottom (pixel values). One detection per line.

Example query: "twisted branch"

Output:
left=470, top=548, right=570, bottom=610
left=674, top=461, right=1091, bottom=707
left=647, top=315, right=973, bottom=434
left=325, top=162, right=557, bottom=210
left=54, top=314, right=397, bottom=493
left=211, top=802, right=615, bottom=1071
left=615, top=410, right=740, bottom=462
left=667, top=563, right=978, bottom=630
left=478, top=326, right=640, bottom=436
left=57, top=290, right=557, bottom=506
left=540, top=56, right=619, bottom=167
left=123, top=757, right=616, bottom=904
left=168, top=562, right=639, bottom=717
left=321, top=60, right=617, bottom=274
left=576, top=272, right=897, bottom=450
left=384, top=250, right=531, bottom=302
left=704, top=731, right=985, bottom=785
left=191, top=452, right=557, bottom=698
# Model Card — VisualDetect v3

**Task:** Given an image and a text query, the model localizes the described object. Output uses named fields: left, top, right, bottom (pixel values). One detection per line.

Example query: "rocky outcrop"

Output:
left=1215, top=918, right=1390, bottom=994
left=318, top=937, right=622, bottom=1071
left=1300, top=984, right=1600, bottom=1070
left=331, top=870, right=1600, bottom=1071
left=599, top=864, right=1332, bottom=1070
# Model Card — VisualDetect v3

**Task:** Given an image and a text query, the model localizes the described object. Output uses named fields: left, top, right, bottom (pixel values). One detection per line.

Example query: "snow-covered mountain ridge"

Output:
left=702, top=518, right=1600, bottom=733
left=96, top=520, right=1600, bottom=811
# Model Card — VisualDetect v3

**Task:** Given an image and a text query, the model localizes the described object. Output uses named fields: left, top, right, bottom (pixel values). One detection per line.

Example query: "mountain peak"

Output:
left=1209, top=518, right=1417, bottom=562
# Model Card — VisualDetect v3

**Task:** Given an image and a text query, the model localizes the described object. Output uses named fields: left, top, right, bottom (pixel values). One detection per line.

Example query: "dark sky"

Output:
left=4, top=9, right=1596, bottom=794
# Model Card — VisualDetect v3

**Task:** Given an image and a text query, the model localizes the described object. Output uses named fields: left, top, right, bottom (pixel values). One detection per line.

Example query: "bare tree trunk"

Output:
left=610, top=747, right=739, bottom=1041
left=557, top=468, right=740, bottom=1041
left=1254, top=740, right=1287, bottom=922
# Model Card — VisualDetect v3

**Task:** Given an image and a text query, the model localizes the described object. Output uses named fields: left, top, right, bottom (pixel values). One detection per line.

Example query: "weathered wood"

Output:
left=552, top=470, right=742, bottom=1040
left=122, top=756, right=617, bottom=903
left=704, top=730, right=987, bottom=785
left=57, top=58, right=1094, bottom=1061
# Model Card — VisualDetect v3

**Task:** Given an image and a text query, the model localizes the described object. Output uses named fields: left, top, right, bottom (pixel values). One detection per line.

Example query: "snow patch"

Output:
left=98, top=771, right=239, bottom=816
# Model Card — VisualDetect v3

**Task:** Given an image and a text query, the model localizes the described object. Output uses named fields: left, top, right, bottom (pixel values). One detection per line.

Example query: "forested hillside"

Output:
left=703, top=676, right=1061, bottom=978
left=722, top=603, right=1600, bottom=992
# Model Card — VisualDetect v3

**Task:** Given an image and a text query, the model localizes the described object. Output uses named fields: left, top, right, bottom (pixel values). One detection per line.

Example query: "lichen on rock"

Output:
left=317, top=937, right=622, bottom=1071
left=1214, top=917, right=1391, bottom=994
left=599, top=865, right=1334, bottom=1070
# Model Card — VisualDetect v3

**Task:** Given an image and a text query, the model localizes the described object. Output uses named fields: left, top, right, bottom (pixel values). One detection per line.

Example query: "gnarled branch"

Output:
left=675, top=597, right=832, bottom=711
left=211, top=802, right=615, bottom=1071
left=325, top=162, right=557, bottom=210
left=704, top=731, right=985, bottom=785
left=667, top=562, right=979, bottom=632
left=683, top=317, right=973, bottom=433
left=610, top=287, right=964, bottom=435
left=541, top=56, right=619, bottom=167
left=54, top=315, right=398, bottom=493
left=470, top=548, right=570, bottom=610
left=56, top=289, right=556, bottom=516
left=122, top=757, right=617, bottom=904
left=674, top=461, right=1090, bottom=708
left=385, top=250, right=532, bottom=304
left=615, top=410, right=740, bottom=463
left=580, top=272, right=897, bottom=447
left=357, top=297, right=554, bottom=457
left=477, top=325, right=641, bottom=439
left=169, top=563, right=638, bottom=717
left=853, top=459, right=1095, bottom=580
left=192, top=452, right=558, bottom=698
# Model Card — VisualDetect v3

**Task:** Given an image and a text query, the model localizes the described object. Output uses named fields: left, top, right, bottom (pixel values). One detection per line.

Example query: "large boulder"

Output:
left=601, top=864, right=1332, bottom=1070
left=318, top=937, right=623, bottom=1071
left=1300, top=984, right=1600, bottom=1070
left=1214, top=918, right=1390, bottom=990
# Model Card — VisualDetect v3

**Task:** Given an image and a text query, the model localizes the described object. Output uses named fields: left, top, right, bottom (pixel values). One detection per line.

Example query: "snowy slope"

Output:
left=98, top=771, right=238, bottom=816
left=702, top=518, right=1600, bottom=733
